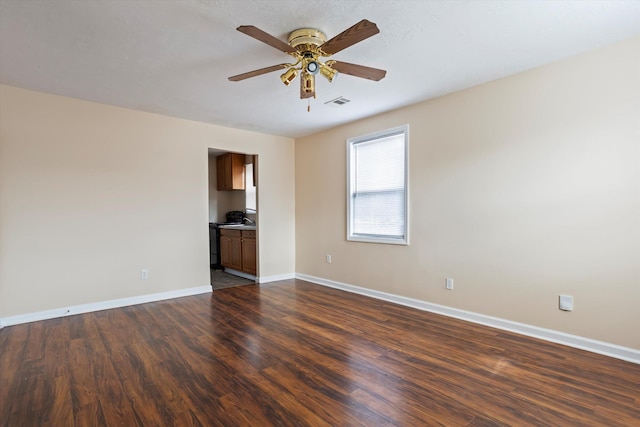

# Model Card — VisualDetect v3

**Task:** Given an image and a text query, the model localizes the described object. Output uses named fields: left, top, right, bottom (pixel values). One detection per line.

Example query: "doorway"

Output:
left=208, top=149, right=258, bottom=290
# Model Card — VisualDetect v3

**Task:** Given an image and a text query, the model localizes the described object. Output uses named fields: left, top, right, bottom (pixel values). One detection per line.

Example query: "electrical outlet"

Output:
left=446, top=277, right=454, bottom=290
left=559, top=295, right=573, bottom=311
left=326, top=254, right=332, bottom=264
left=140, top=269, right=149, bottom=280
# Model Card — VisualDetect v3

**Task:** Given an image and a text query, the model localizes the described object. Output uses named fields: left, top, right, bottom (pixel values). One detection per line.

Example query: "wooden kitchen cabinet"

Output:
left=216, top=153, right=245, bottom=191
left=220, top=228, right=256, bottom=275
left=220, top=229, right=242, bottom=271
left=241, top=230, right=256, bottom=275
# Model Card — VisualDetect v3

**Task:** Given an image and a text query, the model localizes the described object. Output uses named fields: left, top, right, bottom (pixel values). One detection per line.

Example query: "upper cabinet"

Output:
left=216, top=153, right=245, bottom=191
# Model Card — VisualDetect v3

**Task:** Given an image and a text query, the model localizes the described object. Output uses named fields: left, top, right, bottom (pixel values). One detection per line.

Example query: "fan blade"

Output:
left=237, top=25, right=296, bottom=54
left=320, top=20, right=379, bottom=56
left=228, top=64, right=289, bottom=81
left=300, top=72, right=315, bottom=99
left=331, top=61, right=386, bottom=81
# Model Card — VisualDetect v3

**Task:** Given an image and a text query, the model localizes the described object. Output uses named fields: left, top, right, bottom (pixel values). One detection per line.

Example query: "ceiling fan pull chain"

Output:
left=307, top=99, right=311, bottom=112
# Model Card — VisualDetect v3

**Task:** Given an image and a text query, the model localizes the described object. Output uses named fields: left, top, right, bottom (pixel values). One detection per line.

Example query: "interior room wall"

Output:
left=295, top=36, right=640, bottom=350
left=0, top=85, right=295, bottom=319
left=207, top=154, right=220, bottom=223
left=223, top=191, right=247, bottom=217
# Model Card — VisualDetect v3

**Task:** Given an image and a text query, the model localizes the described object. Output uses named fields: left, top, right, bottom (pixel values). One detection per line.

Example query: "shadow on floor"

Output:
left=211, top=269, right=255, bottom=290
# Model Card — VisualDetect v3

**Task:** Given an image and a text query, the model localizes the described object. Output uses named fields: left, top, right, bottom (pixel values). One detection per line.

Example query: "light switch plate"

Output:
left=559, top=294, right=573, bottom=311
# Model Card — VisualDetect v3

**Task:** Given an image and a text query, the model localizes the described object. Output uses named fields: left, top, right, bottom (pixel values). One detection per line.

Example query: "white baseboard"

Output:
left=0, top=285, right=212, bottom=328
left=295, top=273, right=640, bottom=365
left=258, top=272, right=295, bottom=284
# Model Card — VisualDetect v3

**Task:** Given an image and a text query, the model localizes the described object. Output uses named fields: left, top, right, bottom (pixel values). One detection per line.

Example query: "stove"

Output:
left=209, top=223, right=225, bottom=270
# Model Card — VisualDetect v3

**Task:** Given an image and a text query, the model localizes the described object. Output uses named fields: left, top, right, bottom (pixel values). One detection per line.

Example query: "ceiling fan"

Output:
left=228, top=19, right=386, bottom=109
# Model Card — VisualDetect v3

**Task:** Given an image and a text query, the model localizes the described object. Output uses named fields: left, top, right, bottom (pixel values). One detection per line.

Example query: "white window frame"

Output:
left=347, top=124, right=409, bottom=245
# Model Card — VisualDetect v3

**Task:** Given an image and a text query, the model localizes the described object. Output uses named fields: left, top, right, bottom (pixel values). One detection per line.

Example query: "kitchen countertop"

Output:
left=218, top=224, right=256, bottom=230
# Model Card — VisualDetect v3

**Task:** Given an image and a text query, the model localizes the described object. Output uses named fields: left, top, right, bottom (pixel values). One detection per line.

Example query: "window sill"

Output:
left=347, top=235, right=408, bottom=245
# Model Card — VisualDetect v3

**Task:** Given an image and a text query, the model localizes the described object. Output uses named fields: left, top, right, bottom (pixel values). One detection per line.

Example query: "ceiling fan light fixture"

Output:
left=305, top=60, right=319, bottom=75
left=319, top=63, right=337, bottom=82
left=302, top=72, right=315, bottom=94
left=280, top=68, right=298, bottom=86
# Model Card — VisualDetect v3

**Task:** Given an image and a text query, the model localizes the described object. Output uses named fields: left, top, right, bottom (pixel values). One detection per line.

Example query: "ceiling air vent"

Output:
left=325, top=96, right=351, bottom=107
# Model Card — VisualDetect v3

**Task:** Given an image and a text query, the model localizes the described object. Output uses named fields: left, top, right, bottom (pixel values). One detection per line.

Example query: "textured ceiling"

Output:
left=1, top=0, right=639, bottom=138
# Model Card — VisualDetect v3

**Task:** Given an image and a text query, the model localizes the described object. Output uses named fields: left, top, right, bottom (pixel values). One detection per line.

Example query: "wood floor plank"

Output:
left=40, top=319, right=73, bottom=427
left=0, top=324, right=29, bottom=424
left=1, top=279, right=639, bottom=426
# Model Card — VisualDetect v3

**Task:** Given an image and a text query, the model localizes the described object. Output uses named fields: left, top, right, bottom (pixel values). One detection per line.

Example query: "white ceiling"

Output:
left=1, top=1, right=639, bottom=139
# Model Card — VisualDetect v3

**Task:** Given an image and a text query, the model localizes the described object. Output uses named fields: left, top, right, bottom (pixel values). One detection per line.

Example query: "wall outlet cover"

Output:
left=446, top=278, right=454, bottom=290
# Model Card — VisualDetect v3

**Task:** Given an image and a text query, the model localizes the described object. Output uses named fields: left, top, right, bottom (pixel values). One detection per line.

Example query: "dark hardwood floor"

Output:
left=211, top=269, right=255, bottom=290
left=1, top=279, right=638, bottom=426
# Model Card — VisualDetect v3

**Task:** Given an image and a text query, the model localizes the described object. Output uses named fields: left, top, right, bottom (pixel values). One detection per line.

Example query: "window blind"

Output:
left=348, top=127, right=407, bottom=243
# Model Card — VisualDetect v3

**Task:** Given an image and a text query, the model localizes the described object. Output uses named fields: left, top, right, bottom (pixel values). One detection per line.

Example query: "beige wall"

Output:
left=295, top=37, right=640, bottom=349
left=0, top=85, right=295, bottom=318
left=207, top=154, right=221, bottom=223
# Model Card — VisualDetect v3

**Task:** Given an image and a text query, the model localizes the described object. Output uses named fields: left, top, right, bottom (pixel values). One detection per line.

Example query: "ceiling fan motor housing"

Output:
left=289, top=29, right=326, bottom=77
left=288, top=28, right=327, bottom=52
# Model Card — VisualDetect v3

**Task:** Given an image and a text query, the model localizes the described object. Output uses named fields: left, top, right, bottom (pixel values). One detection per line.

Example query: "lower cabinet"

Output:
left=241, top=231, right=256, bottom=275
left=220, top=229, right=242, bottom=271
left=220, top=229, right=256, bottom=275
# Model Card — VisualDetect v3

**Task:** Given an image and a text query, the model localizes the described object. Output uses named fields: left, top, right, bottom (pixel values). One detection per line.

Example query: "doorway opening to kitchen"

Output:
left=207, top=149, right=258, bottom=290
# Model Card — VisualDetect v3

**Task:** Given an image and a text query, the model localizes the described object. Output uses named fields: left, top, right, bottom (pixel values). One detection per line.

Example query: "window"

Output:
left=347, top=125, right=408, bottom=244
left=245, top=161, right=256, bottom=212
